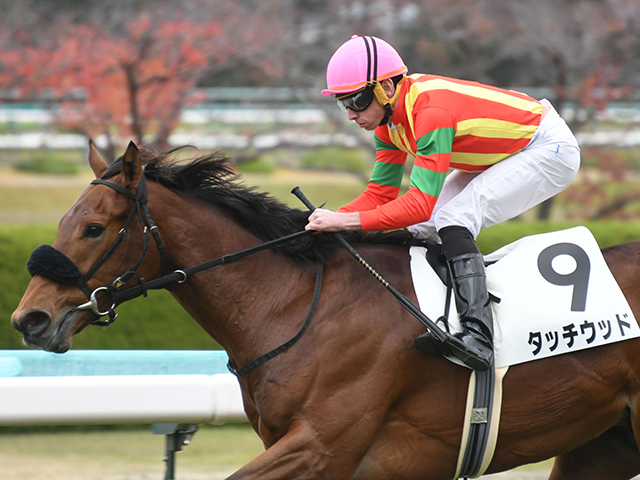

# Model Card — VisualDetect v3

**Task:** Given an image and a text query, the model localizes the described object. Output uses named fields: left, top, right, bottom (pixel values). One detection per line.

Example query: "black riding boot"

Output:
left=415, top=253, right=494, bottom=371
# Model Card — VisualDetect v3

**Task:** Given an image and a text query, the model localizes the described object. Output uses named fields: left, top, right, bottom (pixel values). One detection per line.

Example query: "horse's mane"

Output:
left=102, top=146, right=413, bottom=267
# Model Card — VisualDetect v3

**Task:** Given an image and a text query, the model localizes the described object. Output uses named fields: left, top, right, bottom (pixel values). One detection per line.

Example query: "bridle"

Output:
left=27, top=173, right=324, bottom=376
left=26, top=176, right=322, bottom=377
left=27, top=174, right=167, bottom=327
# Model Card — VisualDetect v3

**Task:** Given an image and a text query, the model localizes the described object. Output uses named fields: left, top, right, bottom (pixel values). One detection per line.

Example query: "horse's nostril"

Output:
left=16, top=310, right=52, bottom=337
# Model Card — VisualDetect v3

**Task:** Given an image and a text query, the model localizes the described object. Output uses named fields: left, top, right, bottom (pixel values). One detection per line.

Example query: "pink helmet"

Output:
left=322, top=35, right=408, bottom=96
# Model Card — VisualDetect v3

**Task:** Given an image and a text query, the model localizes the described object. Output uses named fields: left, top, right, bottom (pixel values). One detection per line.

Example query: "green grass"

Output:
left=0, top=168, right=92, bottom=224
left=0, top=424, right=264, bottom=479
left=0, top=188, right=86, bottom=223
left=0, top=149, right=86, bottom=169
left=0, top=122, right=43, bottom=133
left=300, top=146, right=369, bottom=174
left=0, top=224, right=58, bottom=348
left=15, top=153, right=81, bottom=174
left=477, top=219, right=640, bottom=253
left=0, top=424, right=555, bottom=479
left=0, top=167, right=368, bottom=224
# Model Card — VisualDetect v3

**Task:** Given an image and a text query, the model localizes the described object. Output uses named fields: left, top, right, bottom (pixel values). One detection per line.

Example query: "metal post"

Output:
left=153, top=423, right=199, bottom=480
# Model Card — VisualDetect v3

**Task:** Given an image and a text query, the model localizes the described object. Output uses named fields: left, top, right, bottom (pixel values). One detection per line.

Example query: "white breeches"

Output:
left=408, top=100, right=581, bottom=243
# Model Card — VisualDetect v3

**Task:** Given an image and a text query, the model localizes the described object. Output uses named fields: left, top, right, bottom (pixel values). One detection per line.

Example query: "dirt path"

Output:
left=484, top=471, right=550, bottom=480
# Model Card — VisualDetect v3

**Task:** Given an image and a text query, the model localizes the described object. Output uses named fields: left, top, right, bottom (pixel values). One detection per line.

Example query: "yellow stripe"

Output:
left=409, top=78, right=541, bottom=113
left=456, top=118, right=538, bottom=139
left=388, top=125, right=416, bottom=156
left=450, top=152, right=513, bottom=166
left=396, top=124, right=415, bottom=155
left=404, top=92, right=416, bottom=139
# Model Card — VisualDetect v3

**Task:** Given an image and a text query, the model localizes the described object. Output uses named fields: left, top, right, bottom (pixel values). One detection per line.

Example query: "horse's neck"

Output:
left=151, top=189, right=312, bottom=365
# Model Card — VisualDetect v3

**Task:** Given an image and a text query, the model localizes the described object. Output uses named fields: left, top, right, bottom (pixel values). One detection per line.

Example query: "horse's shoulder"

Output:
left=602, top=241, right=640, bottom=298
left=602, top=241, right=640, bottom=267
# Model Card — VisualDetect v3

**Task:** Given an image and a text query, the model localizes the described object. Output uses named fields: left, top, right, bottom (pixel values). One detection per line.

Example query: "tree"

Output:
left=0, top=0, right=290, bottom=161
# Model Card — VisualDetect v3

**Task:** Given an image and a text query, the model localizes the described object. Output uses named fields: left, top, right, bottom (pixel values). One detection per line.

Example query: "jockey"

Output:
left=305, top=35, right=581, bottom=371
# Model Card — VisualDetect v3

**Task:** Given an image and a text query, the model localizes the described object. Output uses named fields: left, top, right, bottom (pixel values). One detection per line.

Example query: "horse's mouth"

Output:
left=24, top=309, right=90, bottom=353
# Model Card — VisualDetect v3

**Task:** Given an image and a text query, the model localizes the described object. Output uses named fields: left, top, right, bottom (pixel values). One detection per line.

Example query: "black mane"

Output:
left=102, top=146, right=412, bottom=267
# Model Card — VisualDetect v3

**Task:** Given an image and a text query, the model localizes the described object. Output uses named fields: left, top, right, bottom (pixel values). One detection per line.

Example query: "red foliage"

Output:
left=0, top=8, right=285, bottom=158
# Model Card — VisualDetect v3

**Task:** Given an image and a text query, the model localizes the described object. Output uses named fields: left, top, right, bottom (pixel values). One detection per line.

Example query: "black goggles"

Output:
left=334, top=87, right=375, bottom=112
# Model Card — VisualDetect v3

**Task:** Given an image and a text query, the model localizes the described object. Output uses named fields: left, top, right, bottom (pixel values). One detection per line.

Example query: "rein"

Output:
left=111, top=228, right=312, bottom=306
left=227, top=260, right=323, bottom=377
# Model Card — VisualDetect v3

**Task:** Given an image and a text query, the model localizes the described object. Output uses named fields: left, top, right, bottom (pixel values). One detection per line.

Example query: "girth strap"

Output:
left=457, top=365, right=495, bottom=478
left=455, top=365, right=509, bottom=479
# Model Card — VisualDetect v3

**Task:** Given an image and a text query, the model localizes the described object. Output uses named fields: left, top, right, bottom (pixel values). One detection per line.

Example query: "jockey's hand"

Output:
left=305, top=208, right=361, bottom=232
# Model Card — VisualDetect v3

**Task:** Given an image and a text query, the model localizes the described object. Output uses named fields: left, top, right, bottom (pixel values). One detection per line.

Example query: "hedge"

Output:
left=476, top=220, right=640, bottom=253
left=2, top=221, right=640, bottom=350
left=0, top=225, right=219, bottom=351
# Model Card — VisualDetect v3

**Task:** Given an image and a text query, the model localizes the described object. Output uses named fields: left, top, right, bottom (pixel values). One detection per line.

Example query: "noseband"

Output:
left=27, top=174, right=166, bottom=327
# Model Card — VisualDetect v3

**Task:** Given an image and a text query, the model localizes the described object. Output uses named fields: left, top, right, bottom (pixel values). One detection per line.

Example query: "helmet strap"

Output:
left=362, top=36, right=405, bottom=127
left=375, top=76, right=405, bottom=126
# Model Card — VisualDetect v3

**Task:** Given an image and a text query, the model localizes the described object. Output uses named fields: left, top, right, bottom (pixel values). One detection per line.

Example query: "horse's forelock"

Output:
left=101, top=146, right=199, bottom=180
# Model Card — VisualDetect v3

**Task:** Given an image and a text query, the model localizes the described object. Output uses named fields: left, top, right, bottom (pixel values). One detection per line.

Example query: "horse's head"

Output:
left=11, top=141, right=164, bottom=352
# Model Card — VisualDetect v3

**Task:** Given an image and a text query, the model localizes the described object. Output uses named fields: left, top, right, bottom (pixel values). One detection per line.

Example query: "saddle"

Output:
left=412, top=226, right=638, bottom=368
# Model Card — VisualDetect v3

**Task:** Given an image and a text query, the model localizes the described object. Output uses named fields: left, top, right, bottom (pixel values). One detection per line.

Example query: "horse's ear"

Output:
left=88, top=140, right=108, bottom=178
left=121, top=141, right=143, bottom=192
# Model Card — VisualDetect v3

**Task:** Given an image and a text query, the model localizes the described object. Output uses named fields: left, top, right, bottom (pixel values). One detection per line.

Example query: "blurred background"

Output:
left=0, top=0, right=639, bottom=478
left=1, top=0, right=640, bottom=216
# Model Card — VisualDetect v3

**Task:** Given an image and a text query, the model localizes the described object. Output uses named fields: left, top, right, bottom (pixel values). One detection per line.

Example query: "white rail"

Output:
left=0, top=373, right=246, bottom=426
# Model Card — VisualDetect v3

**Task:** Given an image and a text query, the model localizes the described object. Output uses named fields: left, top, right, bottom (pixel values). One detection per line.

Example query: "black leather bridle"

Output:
left=27, top=175, right=167, bottom=326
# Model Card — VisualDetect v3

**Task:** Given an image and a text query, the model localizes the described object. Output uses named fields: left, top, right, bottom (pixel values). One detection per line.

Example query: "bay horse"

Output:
left=11, top=141, right=640, bottom=480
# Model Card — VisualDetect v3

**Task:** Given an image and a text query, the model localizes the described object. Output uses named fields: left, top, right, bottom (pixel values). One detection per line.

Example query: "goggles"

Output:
left=334, top=87, right=375, bottom=112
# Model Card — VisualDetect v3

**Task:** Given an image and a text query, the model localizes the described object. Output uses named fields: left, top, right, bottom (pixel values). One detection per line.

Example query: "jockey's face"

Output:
left=346, top=98, right=386, bottom=131
left=344, top=79, right=395, bottom=131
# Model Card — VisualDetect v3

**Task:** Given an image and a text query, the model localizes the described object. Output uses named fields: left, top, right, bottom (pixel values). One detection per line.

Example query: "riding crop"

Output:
left=291, top=186, right=453, bottom=347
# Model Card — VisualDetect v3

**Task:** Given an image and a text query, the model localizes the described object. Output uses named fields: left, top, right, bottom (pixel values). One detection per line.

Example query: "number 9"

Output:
left=537, top=243, right=590, bottom=312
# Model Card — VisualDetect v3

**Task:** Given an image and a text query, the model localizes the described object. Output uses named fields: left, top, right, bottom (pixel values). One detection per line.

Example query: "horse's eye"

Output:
left=84, top=224, right=105, bottom=238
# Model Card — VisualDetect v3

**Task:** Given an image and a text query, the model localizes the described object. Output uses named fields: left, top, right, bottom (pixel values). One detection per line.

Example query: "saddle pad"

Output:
left=410, top=226, right=640, bottom=368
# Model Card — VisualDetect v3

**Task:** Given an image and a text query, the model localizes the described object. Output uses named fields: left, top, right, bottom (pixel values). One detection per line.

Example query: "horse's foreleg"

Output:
left=224, top=419, right=367, bottom=480
left=548, top=423, right=640, bottom=480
